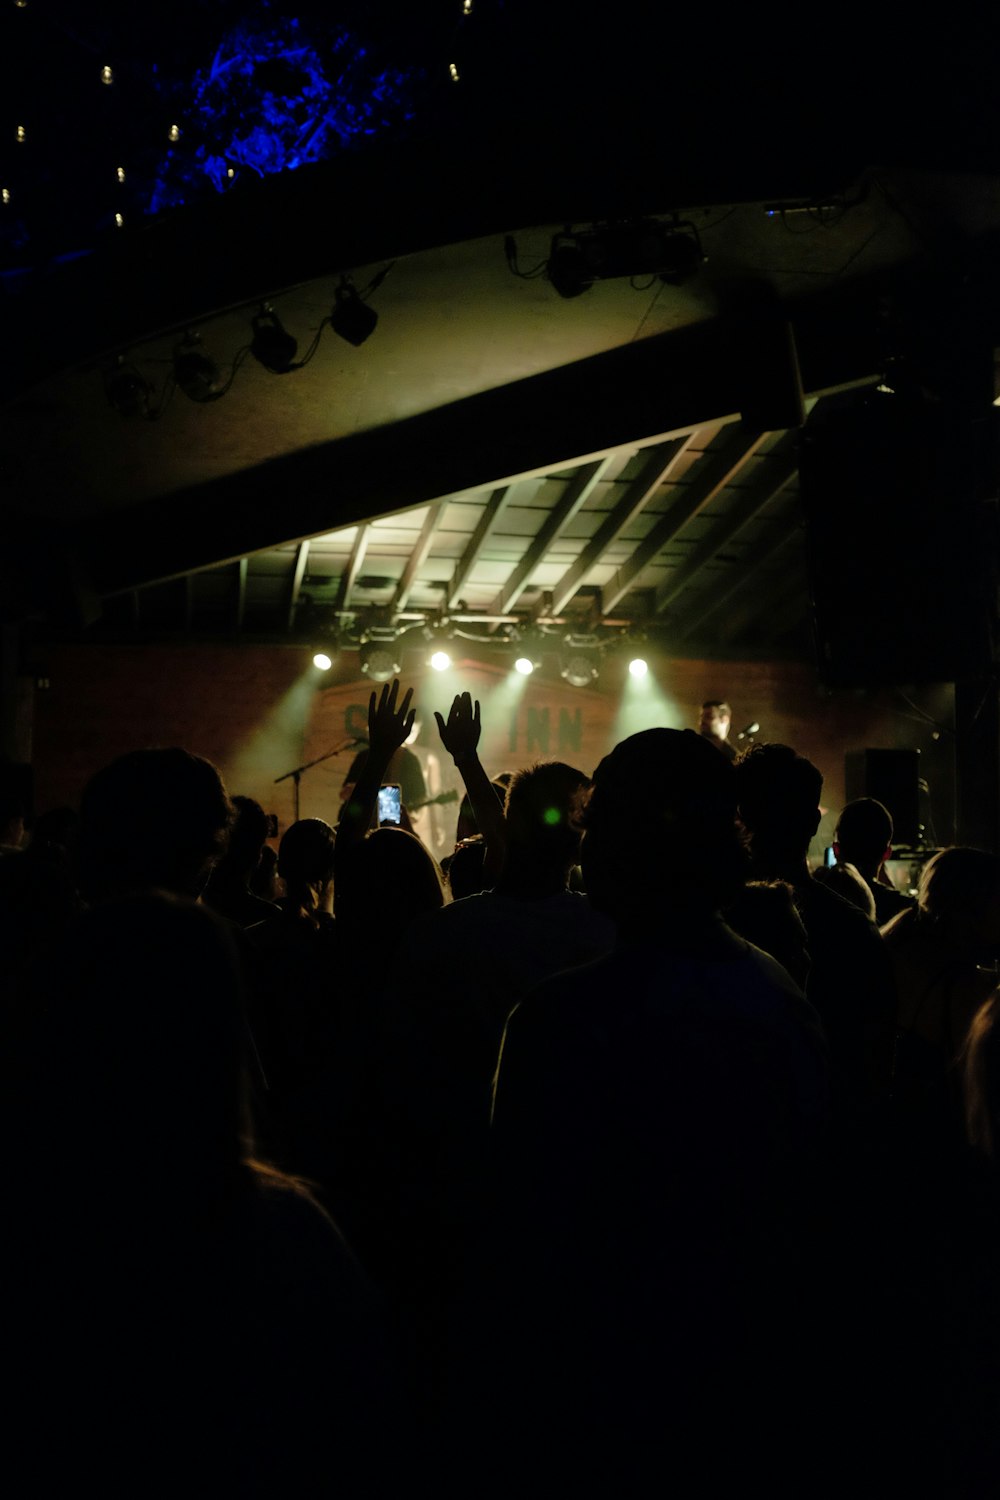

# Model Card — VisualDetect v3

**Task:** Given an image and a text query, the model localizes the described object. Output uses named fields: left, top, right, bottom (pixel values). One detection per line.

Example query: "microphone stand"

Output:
left=274, top=738, right=364, bottom=822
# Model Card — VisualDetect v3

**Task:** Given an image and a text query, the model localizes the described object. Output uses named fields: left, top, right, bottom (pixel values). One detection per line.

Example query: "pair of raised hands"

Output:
left=368, top=680, right=482, bottom=763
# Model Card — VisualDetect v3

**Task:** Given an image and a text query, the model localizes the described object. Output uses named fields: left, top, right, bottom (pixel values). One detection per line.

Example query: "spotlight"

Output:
left=330, top=280, right=378, bottom=347
left=628, top=657, right=649, bottom=679
left=313, top=653, right=333, bottom=671
left=561, top=637, right=599, bottom=688
left=430, top=650, right=452, bottom=672
left=250, top=309, right=298, bottom=373
left=514, top=656, right=535, bottom=676
left=103, top=359, right=153, bottom=419
left=547, top=235, right=592, bottom=299
left=173, top=334, right=222, bottom=402
left=360, top=641, right=400, bottom=682
left=547, top=221, right=704, bottom=299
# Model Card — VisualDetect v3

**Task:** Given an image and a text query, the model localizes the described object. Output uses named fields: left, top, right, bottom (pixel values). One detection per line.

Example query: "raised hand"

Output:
left=368, top=679, right=416, bottom=760
left=434, top=691, right=482, bottom=763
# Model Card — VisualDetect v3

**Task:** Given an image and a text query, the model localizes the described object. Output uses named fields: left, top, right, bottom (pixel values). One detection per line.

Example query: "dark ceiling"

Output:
left=3, top=4, right=1000, bottom=667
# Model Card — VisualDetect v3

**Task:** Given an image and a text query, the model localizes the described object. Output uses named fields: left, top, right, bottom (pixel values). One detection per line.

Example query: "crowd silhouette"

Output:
left=1, top=684, right=999, bottom=1496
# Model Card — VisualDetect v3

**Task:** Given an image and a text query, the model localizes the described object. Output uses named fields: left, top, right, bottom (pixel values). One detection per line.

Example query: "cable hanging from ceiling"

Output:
left=102, top=263, right=396, bottom=419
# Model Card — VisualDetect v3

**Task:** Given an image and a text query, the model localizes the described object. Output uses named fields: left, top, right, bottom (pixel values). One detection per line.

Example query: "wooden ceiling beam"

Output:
left=492, top=457, right=613, bottom=616
left=234, top=558, right=248, bottom=631
left=601, top=425, right=768, bottom=614
left=547, top=436, right=698, bottom=616
left=447, top=485, right=513, bottom=611
left=336, top=524, right=370, bottom=612
left=392, top=503, right=445, bottom=611
left=653, top=447, right=798, bottom=615
left=287, top=539, right=310, bottom=631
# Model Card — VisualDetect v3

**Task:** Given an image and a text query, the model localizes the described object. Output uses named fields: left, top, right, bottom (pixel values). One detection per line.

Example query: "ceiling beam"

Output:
left=447, top=485, right=513, bottom=610
left=287, top=540, right=310, bottom=631
left=492, top=457, right=613, bottom=616
left=653, top=446, right=798, bottom=615
left=392, top=503, right=445, bottom=612
left=548, top=437, right=698, bottom=615
left=601, top=425, right=768, bottom=614
left=336, top=524, right=370, bottom=612
left=234, top=558, right=248, bottom=631
left=78, top=304, right=880, bottom=601
left=678, top=524, right=798, bottom=642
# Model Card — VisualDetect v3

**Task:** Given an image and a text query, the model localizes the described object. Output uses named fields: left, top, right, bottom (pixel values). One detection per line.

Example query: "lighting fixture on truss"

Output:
left=560, top=635, right=600, bottom=688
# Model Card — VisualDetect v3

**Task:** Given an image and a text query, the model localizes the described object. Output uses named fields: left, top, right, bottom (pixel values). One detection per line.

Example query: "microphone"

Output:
left=736, top=721, right=760, bottom=740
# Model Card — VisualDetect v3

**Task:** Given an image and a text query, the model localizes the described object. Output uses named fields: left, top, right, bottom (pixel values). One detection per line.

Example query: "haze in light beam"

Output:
left=610, top=668, right=684, bottom=746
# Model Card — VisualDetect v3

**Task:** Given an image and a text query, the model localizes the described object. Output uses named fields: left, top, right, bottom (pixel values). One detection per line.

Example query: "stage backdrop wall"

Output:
left=28, top=644, right=955, bottom=860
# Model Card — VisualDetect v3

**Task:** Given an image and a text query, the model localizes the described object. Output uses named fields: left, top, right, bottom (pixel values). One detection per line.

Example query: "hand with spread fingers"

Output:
left=434, top=692, right=481, bottom=764
left=368, top=678, right=416, bottom=760
left=338, top=678, right=415, bottom=850
left=435, top=689, right=506, bottom=883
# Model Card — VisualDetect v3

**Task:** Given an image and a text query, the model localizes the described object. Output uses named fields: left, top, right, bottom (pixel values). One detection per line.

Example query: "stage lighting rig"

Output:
left=359, top=632, right=400, bottom=682
left=547, top=219, right=704, bottom=299
left=250, top=308, right=298, bottom=372
left=560, top=635, right=600, bottom=688
left=330, top=279, right=378, bottom=346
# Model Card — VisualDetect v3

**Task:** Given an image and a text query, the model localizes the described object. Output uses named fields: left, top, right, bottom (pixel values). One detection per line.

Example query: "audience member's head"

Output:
left=214, top=795, right=269, bottom=881
left=277, top=817, right=336, bottom=921
left=76, top=748, right=232, bottom=903
left=733, top=742, right=823, bottom=874
left=724, top=879, right=811, bottom=987
left=835, top=797, right=894, bottom=880
left=338, top=826, right=445, bottom=936
left=251, top=842, right=280, bottom=902
left=899, top=845, right=1000, bottom=957
left=580, top=728, right=745, bottom=927
left=501, top=761, right=591, bottom=890
left=447, top=834, right=489, bottom=901
left=963, top=991, right=1000, bottom=1160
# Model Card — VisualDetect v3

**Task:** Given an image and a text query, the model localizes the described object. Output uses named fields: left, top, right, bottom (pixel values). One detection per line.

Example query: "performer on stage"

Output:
left=698, top=699, right=737, bottom=761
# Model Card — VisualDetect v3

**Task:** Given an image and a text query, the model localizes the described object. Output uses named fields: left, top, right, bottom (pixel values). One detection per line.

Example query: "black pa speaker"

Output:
left=844, top=748, right=921, bottom=847
left=800, top=394, right=998, bottom=686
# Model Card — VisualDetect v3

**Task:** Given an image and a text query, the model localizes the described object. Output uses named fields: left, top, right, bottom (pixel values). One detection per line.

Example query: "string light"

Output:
left=116, top=166, right=126, bottom=183
left=101, top=65, right=114, bottom=86
left=16, top=125, right=26, bottom=143
left=14, top=2, right=28, bottom=8
left=2, top=189, right=9, bottom=205
left=168, top=124, right=181, bottom=142
left=114, top=212, right=124, bottom=228
left=227, top=167, right=234, bottom=178
left=463, top=0, right=473, bottom=11
left=448, top=63, right=460, bottom=82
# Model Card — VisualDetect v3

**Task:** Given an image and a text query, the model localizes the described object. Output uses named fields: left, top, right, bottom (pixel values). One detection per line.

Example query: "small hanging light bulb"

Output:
left=227, top=167, right=234, bottom=178
left=16, top=124, right=26, bottom=143
left=168, top=123, right=181, bottom=142
left=449, top=62, right=460, bottom=81
left=1, top=188, right=10, bottom=205
left=116, top=166, right=126, bottom=183
left=114, top=212, right=124, bottom=228
left=14, top=2, right=28, bottom=9
left=463, top=0, right=473, bottom=12
left=101, top=65, right=113, bottom=85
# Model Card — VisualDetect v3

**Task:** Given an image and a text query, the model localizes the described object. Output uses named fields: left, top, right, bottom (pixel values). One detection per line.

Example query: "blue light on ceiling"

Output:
left=148, top=15, right=417, bottom=213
